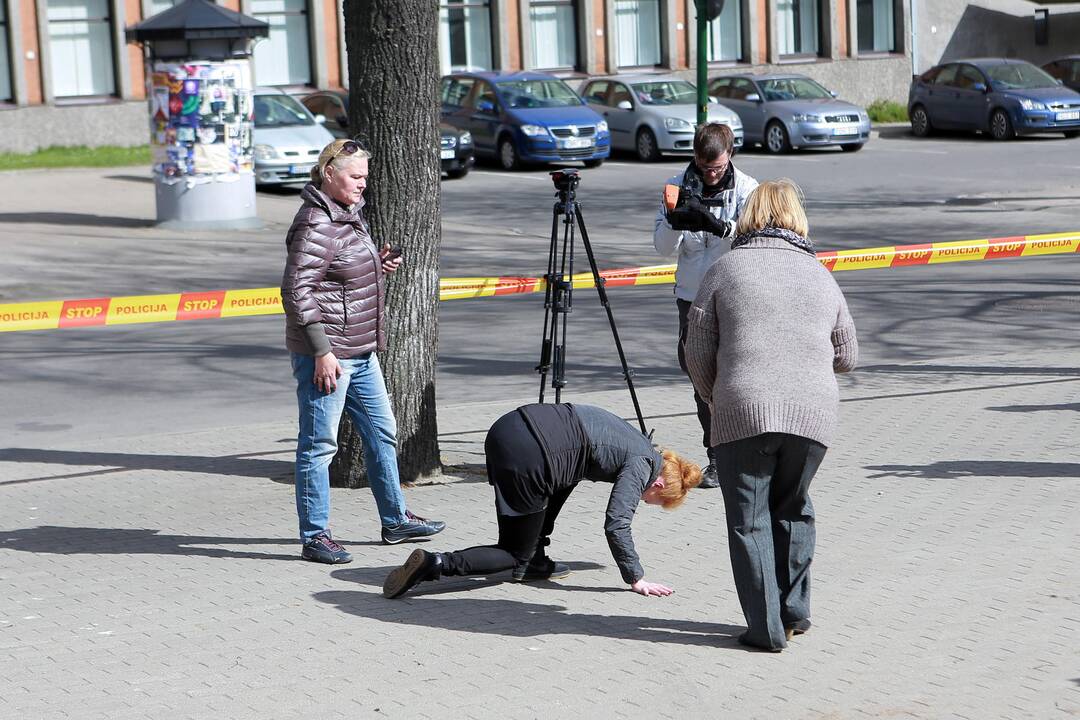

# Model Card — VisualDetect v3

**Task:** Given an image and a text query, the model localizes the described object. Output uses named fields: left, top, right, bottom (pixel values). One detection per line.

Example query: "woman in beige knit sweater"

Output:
left=685, top=179, right=858, bottom=652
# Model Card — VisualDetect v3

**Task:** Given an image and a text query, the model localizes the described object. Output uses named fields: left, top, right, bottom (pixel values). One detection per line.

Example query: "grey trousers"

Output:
left=713, top=433, right=827, bottom=649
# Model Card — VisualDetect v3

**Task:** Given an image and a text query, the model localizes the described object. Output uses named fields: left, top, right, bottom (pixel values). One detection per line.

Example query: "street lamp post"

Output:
left=696, top=0, right=726, bottom=127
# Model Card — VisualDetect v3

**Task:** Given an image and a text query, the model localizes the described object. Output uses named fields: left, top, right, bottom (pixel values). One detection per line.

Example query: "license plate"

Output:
left=831, top=124, right=860, bottom=136
left=1057, top=111, right=1079, bottom=121
left=440, top=149, right=455, bottom=160
left=289, top=164, right=313, bottom=176
left=561, top=137, right=593, bottom=150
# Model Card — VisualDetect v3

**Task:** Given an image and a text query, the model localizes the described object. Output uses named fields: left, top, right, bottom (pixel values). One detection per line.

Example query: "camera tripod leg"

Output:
left=536, top=204, right=562, bottom=403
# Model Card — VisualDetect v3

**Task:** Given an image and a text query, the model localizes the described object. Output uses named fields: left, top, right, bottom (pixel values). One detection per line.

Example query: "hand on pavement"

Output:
left=630, top=578, right=674, bottom=597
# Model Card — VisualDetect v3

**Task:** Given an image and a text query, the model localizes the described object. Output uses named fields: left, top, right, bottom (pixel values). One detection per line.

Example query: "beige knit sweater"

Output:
left=685, top=235, right=858, bottom=447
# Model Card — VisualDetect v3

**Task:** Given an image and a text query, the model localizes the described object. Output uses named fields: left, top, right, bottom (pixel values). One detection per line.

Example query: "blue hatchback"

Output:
left=908, top=58, right=1080, bottom=140
left=440, top=71, right=611, bottom=170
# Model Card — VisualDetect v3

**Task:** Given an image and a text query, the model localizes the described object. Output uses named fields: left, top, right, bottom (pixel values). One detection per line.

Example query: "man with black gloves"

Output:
left=653, top=122, right=758, bottom=489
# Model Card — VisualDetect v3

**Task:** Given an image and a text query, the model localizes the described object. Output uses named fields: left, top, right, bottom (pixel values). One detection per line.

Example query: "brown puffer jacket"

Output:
left=281, top=183, right=385, bottom=358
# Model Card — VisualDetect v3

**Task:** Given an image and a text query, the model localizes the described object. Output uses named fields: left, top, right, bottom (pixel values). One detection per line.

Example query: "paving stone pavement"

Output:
left=2, top=350, right=1079, bottom=719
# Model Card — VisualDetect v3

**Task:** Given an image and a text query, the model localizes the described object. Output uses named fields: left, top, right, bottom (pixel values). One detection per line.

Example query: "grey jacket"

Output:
left=685, top=235, right=858, bottom=447
left=280, top=183, right=385, bottom=358
left=519, top=403, right=662, bottom=585
left=653, top=166, right=758, bottom=301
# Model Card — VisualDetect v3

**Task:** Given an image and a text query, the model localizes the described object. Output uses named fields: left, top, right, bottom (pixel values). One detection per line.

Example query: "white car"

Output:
left=580, top=74, right=744, bottom=161
left=252, top=87, right=336, bottom=185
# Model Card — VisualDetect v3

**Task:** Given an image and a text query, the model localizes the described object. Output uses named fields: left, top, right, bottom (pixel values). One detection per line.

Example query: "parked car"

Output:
left=1042, top=55, right=1080, bottom=93
left=579, top=75, right=743, bottom=161
left=252, top=87, right=336, bottom=185
left=440, top=71, right=610, bottom=170
left=908, top=58, right=1080, bottom=140
left=708, top=74, right=870, bottom=154
left=300, top=90, right=475, bottom=179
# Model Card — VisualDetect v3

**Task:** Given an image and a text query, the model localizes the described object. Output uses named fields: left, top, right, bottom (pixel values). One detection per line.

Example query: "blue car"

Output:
left=908, top=58, right=1080, bottom=140
left=440, top=71, right=611, bottom=170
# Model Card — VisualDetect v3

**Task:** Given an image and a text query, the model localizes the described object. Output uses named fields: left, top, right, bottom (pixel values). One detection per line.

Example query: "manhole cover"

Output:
left=995, top=295, right=1080, bottom=311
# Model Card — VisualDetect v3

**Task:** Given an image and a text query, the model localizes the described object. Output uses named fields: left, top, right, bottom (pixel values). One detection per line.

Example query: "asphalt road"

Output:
left=1, top=128, right=1078, bottom=448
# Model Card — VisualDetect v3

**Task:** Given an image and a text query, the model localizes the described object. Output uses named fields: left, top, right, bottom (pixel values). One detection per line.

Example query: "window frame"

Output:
left=706, top=0, right=744, bottom=65
left=528, top=0, right=579, bottom=71
left=0, top=0, right=11, bottom=102
left=250, top=0, right=313, bottom=87
left=775, top=0, right=824, bottom=60
left=855, top=0, right=899, bottom=56
left=46, top=0, right=119, bottom=100
left=440, top=0, right=494, bottom=73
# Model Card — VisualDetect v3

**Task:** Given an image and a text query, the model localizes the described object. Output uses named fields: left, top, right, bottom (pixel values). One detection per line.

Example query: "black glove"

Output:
left=666, top=205, right=705, bottom=232
left=685, top=196, right=734, bottom=239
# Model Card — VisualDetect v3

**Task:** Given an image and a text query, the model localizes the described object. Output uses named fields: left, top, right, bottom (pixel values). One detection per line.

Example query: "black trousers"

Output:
left=439, top=483, right=576, bottom=576
left=677, top=298, right=712, bottom=451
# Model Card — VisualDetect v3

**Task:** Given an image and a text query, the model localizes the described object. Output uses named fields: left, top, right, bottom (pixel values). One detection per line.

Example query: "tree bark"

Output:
left=329, top=0, right=442, bottom=487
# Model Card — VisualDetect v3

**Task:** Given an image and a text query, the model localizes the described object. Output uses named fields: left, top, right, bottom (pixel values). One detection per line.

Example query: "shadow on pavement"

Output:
left=985, top=402, right=1080, bottom=413
left=313, top=587, right=744, bottom=647
left=0, top=525, right=304, bottom=560
left=0, top=212, right=155, bottom=228
left=0, top=447, right=293, bottom=486
left=865, top=460, right=1080, bottom=479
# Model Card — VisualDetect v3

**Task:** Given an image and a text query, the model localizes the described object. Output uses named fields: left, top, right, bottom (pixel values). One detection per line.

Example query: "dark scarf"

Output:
left=680, top=160, right=734, bottom=205
left=731, top=226, right=815, bottom=255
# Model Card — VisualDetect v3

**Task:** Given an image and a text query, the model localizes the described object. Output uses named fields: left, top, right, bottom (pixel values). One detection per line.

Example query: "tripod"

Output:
left=535, top=169, right=649, bottom=436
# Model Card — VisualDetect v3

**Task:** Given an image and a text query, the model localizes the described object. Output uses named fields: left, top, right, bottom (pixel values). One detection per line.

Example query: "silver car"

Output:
left=708, top=74, right=871, bottom=153
left=580, top=75, right=744, bottom=161
left=252, top=87, right=336, bottom=185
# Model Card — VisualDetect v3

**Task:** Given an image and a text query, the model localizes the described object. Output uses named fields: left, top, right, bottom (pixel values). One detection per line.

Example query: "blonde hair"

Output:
left=654, top=450, right=703, bottom=510
left=734, top=179, right=809, bottom=238
left=311, top=138, right=371, bottom=184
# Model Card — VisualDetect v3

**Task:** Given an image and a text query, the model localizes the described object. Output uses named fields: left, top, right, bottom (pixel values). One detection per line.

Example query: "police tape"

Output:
left=1, top=230, right=1078, bottom=332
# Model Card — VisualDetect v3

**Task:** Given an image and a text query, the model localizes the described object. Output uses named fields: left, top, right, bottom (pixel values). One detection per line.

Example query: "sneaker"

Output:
left=383, top=549, right=441, bottom=599
left=698, top=462, right=720, bottom=489
left=511, top=556, right=571, bottom=582
left=784, top=619, right=812, bottom=640
left=301, top=532, right=352, bottom=564
left=381, top=512, right=446, bottom=545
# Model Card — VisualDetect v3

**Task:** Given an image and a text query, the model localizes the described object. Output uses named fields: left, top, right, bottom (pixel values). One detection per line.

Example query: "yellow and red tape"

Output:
left=2, top=230, right=1077, bottom=333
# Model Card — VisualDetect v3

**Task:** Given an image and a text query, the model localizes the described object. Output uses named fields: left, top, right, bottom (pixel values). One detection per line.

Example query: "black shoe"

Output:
left=698, top=462, right=720, bottom=489
left=784, top=619, right=812, bottom=640
left=511, top=556, right=571, bottom=582
left=737, top=632, right=784, bottom=653
left=381, top=512, right=446, bottom=545
left=301, top=532, right=353, bottom=564
left=383, top=549, right=441, bottom=599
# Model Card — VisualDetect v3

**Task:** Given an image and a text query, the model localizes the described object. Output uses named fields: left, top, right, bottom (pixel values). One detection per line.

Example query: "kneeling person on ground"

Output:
left=383, top=403, right=702, bottom=599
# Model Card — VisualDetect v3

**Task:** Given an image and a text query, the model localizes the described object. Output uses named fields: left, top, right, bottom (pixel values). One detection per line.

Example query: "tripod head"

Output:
left=550, top=169, right=581, bottom=205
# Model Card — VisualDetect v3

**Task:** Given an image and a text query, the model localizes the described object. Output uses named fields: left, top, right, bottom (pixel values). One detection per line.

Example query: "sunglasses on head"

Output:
left=329, top=140, right=361, bottom=161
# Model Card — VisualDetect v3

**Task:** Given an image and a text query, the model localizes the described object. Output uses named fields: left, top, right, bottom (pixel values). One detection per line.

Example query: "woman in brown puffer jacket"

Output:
left=280, top=139, right=445, bottom=564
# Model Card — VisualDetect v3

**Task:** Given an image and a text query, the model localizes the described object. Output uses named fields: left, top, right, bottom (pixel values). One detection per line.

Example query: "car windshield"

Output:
left=254, top=94, right=315, bottom=127
left=632, top=80, right=696, bottom=105
left=985, top=63, right=1058, bottom=90
left=496, top=80, right=582, bottom=108
left=759, top=78, right=833, bottom=101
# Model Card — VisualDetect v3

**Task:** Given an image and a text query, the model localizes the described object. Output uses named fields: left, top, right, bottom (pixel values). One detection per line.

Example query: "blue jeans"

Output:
left=713, top=433, right=826, bottom=648
left=291, top=351, right=407, bottom=540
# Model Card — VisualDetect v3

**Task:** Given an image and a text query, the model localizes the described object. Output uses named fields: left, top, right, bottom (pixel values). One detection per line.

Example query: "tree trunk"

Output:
left=329, top=0, right=442, bottom=487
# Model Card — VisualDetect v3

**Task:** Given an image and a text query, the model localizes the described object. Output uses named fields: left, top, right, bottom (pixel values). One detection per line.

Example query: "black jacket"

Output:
left=518, top=403, right=662, bottom=584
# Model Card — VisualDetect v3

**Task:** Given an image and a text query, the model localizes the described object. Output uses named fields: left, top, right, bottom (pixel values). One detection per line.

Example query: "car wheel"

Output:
left=910, top=105, right=933, bottom=138
left=498, top=136, right=521, bottom=171
left=840, top=143, right=864, bottom=153
left=445, top=166, right=469, bottom=179
left=583, top=158, right=604, bottom=168
left=635, top=127, right=661, bottom=162
left=1064, top=130, right=1080, bottom=139
left=764, top=121, right=791, bottom=154
left=990, top=109, right=1015, bottom=140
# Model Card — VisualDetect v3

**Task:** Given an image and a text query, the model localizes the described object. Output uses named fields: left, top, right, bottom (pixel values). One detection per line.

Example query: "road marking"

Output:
left=863, top=146, right=950, bottom=155
left=468, top=170, right=550, bottom=181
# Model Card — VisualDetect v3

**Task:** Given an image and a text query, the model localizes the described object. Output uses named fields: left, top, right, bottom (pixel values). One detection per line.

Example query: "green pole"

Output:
left=696, top=0, right=708, bottom=127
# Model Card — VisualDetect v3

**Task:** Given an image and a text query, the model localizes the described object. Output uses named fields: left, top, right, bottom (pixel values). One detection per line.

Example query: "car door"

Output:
left=927, top=64, right=960, bottom=127
left=466, top=80, right=502, bottom=157
left=323, top=94, right=350, bottom=137
left=604, top=82, right=637, bottom=150
left=726, top=78, right=765, bottom=141
left=582, top=81, right=622, bottom=149
left=440, top=76, right=477, bottom=138
left=947, top=64, right=990, bottom=129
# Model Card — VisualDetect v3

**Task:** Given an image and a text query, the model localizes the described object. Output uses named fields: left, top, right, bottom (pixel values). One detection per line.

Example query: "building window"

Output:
left=0, top=0, right=11, bottom=101
left=615, top=0, right=661, bottom=67
left=529, top=0, right=577, bottom=69
left=251, top=0, right=311, bottom=86
left=707, top=0, right=742, bottom=63
left=440, top=1, right=492, bottom=73
left=857, top=0, right=895, bottom=53
left=776, top=0, right=820, bottom=57
left=146, top=0, right=181, bottom=17
left=47, top=0, right=116, bottom=97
